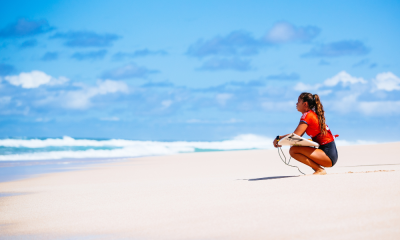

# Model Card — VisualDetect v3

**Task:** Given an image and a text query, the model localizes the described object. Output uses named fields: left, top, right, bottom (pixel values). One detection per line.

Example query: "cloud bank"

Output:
left=1, top=68, right=399, bottom=119
left=187, top=22, right=320, bottom=58
left=295, top=71, right=400, bottom=115
left=187, top=30, right=262, bottom=58
left=198, top=58, right=251, bottom=71
left=50, top=31, right=120, bottom=47
left=113, top=49, right=167, bottom=60
left=303, top=40, right=370, bottom=57
left=3, top=70, right=69, bottom=88
left=373, top=72, right=400, bottom=91
left=41, top=52, right=58, bottom=61
left=0, top=18, right=55, bottom=38
left=264, top=21, right=320, bottom=44
left=266, top=72, right=300, bottom=80
left=71, top=50, right=107, bottom=60
left=61, top=80, right=129, bottom=109
left=102, top=63, right=159, bottom=79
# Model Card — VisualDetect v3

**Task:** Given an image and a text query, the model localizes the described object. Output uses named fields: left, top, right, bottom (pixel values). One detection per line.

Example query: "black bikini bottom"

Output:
left=319, top=141, right=338, bottom=166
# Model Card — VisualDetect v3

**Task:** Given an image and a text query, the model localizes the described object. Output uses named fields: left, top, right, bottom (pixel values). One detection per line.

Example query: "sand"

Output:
left=1, top=142, right=400, bottom=239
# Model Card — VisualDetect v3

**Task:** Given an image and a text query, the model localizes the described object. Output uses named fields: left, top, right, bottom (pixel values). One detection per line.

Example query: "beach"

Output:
left=1, top=142, right=400, bottom=239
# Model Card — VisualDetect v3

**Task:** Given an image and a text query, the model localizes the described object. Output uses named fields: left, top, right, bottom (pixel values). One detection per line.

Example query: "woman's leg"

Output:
left=289, top=146, right=332, bottom=175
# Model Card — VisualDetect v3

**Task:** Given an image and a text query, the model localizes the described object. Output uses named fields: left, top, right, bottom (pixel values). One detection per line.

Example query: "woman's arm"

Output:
left=273, top=123, right=308, bottom=148
left=293, top=122, right=308, bottom=137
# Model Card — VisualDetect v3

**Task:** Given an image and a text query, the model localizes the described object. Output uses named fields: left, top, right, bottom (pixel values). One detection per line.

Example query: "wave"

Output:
left=0, top=135, right=382, bottom=161
left=0, top=134, right=273, bottom=161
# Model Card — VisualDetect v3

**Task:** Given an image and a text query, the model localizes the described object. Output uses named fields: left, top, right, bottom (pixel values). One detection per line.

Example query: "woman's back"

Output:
left=300, top=110, right=334, bottom=145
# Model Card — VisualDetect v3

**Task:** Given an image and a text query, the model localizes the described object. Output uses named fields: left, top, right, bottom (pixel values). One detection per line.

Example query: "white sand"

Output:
left=1, top=142, right=400, bottom=239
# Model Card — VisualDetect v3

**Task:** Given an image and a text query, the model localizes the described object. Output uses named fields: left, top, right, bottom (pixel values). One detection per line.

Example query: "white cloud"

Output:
left=266, top=22, right=297, bottom=43
left=327, top=93, right=360, bottom=114
left=315, top=90, right=332, bottom=96
left=216, top=93, right=233, bottom=106
left=323, top=71, right=366, bottom=87
left=0, top=96, right=11, bottom=105
left=35, top=117, right=50, bottom=122
left=324, top=93, right=400, bottom=116
left=223, top=118, right=243, bottom=123
left=102, top=63, right=157, bottom=79
left=292, top=71, right=400, bottom=116
left=265, top=22, right=320, bottom=44
left=63, top=80, right=129, bottom=109
left=294, top=71, right=367, bottom=95
left=186, top=119, right=204, bottom=123
left=294, top=82, right=321, bottom=91
left=48, top=76, right=69, bottom=86
left=186, top=118, right=243, bottom=124
left=4, top=70, right=69, bottom=88
left=262, top=101, right=295, bottom=111
left=373, top=72, right=400, bottom=91
left=293, top=83, right=332, bottom=96
left=161, top=100, right=172, bottom=108
left=358, top=101, right=400, bottom=115
left=296, top=71, right=400, bottom=95
left=91, top=79, right=129, bottom=95
left=100, top=117, right=120, bottom=121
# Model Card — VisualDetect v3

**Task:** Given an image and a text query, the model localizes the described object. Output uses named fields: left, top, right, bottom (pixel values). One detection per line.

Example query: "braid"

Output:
left=299, top=92, right=327, bottom=136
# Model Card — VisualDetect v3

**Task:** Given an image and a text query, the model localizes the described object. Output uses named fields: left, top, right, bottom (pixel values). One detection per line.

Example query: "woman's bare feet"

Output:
left=313, top=168, right=327, bottom=175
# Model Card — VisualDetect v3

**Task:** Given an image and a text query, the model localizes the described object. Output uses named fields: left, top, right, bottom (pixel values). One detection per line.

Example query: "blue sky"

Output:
left=0, top=0, right=399, bottom=141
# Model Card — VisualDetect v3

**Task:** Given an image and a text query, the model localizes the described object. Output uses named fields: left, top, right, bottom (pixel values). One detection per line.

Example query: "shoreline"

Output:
left=1, top=140, right=398, bottom=183
left=0, top=149, right=259, bottom=183
left=0, top=157, right=132, bottom=183
left=1, top=143, right=400, bottom=239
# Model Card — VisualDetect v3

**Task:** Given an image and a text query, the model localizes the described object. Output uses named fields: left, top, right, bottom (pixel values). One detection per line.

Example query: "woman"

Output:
left=273, top=92, right=338, bottom=175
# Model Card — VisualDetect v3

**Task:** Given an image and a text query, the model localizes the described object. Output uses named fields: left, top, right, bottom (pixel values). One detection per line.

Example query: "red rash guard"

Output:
left=300, top=110, right=335, bottom=145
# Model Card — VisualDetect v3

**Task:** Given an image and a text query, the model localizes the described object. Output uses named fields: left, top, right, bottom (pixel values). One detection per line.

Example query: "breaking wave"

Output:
left=0, top=134, right=273, bottom=161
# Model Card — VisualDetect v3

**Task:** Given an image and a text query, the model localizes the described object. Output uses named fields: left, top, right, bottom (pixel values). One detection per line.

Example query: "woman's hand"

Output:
left=273, top=138, right=282, bottom=148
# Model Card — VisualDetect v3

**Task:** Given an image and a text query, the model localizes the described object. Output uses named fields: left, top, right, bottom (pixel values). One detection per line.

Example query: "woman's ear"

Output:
left=303, top=101, right=308, bottom=109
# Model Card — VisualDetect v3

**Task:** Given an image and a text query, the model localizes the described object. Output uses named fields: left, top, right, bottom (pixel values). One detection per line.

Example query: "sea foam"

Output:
left=0, top=134, right=273, bottom=161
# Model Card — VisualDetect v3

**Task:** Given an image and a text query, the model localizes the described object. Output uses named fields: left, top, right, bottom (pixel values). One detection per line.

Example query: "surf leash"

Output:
left=277, top=147, right=306, bottom=175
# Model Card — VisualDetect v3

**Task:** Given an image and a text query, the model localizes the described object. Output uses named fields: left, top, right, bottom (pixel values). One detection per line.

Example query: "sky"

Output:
left=0, top=0, right=399, bottom=141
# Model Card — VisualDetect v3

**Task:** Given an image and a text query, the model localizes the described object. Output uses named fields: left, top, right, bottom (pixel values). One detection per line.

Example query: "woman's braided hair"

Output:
left=299, top=92, right=327, bottom=136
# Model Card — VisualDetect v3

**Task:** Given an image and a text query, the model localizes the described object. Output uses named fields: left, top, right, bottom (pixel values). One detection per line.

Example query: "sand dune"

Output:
left=1, top=142, right=400, bottom=239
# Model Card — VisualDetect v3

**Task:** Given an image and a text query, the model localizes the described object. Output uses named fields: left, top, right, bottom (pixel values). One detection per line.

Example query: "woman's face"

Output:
left=296, top=97, right=308, bottom=113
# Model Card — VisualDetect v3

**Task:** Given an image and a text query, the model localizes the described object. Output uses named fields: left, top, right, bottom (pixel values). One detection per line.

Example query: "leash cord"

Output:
left=277, top=147, right=306, bottom=175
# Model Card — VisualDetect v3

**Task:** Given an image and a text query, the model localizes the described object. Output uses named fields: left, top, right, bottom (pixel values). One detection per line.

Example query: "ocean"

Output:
left=0, top=134, right=273, bottom=161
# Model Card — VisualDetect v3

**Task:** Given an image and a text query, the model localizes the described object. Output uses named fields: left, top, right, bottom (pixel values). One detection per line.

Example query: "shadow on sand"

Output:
left=239, top=175, right=299, bottom=181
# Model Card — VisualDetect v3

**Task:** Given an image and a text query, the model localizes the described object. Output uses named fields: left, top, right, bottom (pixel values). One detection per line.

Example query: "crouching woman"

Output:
left=273, top=92, right=338, bottom=175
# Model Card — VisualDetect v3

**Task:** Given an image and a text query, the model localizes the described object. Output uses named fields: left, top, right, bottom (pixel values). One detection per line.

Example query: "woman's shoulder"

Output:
left=300, top=110, right=317, bottom=119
